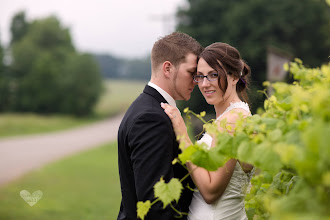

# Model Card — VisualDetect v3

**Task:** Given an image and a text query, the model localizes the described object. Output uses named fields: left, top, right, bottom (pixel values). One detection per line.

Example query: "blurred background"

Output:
left=0, top=0, right=329, bottom=219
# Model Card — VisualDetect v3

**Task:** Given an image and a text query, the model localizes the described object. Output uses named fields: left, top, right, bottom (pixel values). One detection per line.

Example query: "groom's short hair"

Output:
left=151, top=32, right=203, bottom=71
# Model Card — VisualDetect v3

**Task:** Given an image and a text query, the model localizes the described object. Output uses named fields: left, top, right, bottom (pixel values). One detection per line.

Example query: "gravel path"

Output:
left=0, top=114, right=123, bottom=186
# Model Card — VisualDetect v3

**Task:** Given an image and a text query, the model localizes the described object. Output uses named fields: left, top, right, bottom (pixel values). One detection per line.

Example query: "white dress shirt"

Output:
left=148, top=82, right=177, bottom=108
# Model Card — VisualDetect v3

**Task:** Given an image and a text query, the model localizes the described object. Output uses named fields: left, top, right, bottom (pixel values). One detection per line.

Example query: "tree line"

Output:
left=0, top=0, right=329, bottom=117
left=93, top=54, right=150, bottom=81
left=0, top=11, right=103, bottom=116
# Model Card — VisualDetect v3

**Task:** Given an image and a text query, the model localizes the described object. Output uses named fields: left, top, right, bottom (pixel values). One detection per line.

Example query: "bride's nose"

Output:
left=201, top=77, right=211, bottom=87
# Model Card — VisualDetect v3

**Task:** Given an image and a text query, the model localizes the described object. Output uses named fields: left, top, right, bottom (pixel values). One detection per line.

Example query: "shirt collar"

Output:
left=148, top=82, right=177, bottom=107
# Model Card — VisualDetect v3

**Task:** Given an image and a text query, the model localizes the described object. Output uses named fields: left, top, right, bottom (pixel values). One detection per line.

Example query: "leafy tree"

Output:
left=0, top=33, right=3, bottom=71
left=60, top=53, right=102, bottom=116
left=0, top=34, right=10, bottom=111
left=27, top=16, right=74, bottom=51
left=7, top=13, right=102, bottom=116
left=10, top=16, right=72, bottom=112
left=176, top=0, right=330, bottom=113
left=10, top=11, right=29, bottom=45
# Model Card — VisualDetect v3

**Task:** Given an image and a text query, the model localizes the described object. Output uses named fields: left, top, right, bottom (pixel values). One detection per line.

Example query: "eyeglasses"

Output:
left=193, top=73, right=219, bottom=83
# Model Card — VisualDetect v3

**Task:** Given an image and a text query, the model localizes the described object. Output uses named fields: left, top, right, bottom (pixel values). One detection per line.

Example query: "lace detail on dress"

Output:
left=237, top=163, right=255, bottom=194
left=215, top=101, right=250, bottom=121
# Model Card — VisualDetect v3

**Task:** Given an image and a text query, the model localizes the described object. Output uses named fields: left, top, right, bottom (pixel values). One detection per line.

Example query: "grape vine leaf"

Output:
left=154, top=178, right=183, bottom=208
left=137, top=200, right=151, bottom=220
left=191, top=147, right=228, bottom=171
left=178, top=144, right=198, bottom=164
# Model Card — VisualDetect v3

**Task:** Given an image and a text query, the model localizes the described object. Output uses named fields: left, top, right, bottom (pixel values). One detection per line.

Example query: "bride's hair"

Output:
left=199, top=42, right=251, bottom=104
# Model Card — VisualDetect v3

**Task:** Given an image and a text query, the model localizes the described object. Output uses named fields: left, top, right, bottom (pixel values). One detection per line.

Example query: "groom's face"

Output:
left=171, top=53, right=198, bottom=101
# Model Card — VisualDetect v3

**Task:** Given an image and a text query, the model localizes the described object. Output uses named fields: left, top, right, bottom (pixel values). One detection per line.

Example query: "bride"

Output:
left=161, top=42, right=254, bottom=220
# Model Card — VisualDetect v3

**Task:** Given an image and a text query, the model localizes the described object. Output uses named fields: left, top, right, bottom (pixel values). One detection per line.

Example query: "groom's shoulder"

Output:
left=127, top=87, right=167, bottom=115
left=120, top=94, right=169, bottom=128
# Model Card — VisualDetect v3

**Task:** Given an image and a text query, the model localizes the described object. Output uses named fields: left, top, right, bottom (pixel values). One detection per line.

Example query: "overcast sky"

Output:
left=0, top=0, right=186, bottom=58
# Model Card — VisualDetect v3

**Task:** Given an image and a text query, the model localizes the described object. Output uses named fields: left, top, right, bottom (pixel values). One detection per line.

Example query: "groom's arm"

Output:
left=128, top=111, right=176, bottom=219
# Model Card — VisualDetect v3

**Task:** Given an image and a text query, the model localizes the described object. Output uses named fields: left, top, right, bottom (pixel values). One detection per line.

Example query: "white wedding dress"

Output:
left=188, top=102, right=254, bottom=220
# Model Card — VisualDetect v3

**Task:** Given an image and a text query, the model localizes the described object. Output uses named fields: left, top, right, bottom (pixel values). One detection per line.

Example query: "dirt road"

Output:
left=0, top=114, right=123, bottom=186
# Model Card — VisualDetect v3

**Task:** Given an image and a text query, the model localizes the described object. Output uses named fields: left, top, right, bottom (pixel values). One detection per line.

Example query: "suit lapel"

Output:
left=143, top=85, right=168, bottom=104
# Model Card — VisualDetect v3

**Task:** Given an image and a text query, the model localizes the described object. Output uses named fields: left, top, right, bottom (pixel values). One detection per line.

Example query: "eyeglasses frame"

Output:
left=193, top=72, right=219, bottom=83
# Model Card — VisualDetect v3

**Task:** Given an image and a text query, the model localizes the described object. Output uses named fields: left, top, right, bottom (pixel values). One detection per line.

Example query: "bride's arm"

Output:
left=161, top=103, right=246, bottom=204
left=186, top=112, right=242, bottom=204
left=186, top=158, right=237, bottom=204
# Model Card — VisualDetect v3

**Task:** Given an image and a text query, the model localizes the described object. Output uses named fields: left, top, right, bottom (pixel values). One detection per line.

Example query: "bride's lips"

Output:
left=203, top=90, right=216, bottom=97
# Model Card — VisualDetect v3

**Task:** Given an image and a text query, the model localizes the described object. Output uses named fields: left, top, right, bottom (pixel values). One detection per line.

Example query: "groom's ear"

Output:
left=162, top=61, right=173, bottom=79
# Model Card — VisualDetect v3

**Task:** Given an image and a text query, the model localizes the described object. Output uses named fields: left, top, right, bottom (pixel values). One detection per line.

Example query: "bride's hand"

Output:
left=160, top=102, right=189, bottom=141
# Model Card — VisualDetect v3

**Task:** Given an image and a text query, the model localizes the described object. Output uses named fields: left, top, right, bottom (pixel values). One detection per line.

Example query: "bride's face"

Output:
left=196, top=58, right=223, bottom=105
left=196, top=58, right=236, bottom=105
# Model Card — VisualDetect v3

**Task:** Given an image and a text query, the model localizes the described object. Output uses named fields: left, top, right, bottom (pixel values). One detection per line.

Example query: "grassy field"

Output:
left=0, top=79, right=146, bottom=138
left=0, top=113, right=97, bottom=138
left=94, top=79, right=147, bottom=117
left=0, top=142, right=121, bottom=220
left=0, top=80, right=146, bottom=218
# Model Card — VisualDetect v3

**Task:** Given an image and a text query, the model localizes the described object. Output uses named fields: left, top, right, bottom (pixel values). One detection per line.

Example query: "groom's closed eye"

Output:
left=188, top=68, right=197, bottom=75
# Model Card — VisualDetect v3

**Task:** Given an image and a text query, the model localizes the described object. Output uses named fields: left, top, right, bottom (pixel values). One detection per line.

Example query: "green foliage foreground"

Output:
left=137, top=60, right=330, bottom=219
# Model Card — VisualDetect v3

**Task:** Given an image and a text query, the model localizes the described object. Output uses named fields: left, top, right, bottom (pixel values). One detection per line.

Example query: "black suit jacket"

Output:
left=117, top=85, right=194, bottom=220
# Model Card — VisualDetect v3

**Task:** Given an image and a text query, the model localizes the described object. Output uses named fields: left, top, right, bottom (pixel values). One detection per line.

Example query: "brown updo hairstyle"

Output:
left=199, top=42, right=251, bottom=104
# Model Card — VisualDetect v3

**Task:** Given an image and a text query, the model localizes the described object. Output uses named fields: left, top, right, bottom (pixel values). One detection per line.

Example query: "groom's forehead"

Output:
left=181, top=53, right=198, bottom=67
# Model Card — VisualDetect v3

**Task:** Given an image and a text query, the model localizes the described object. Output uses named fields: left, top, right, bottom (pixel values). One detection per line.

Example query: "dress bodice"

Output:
left=188, top=101, right=254, bottom=220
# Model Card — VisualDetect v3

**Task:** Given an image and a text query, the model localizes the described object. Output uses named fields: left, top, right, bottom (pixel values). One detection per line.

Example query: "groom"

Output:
left=117, top=32, right=203, bottom=219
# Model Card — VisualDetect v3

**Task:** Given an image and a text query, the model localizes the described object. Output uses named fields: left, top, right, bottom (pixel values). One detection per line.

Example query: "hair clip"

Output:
left=240, top=71, right=246, bottom=84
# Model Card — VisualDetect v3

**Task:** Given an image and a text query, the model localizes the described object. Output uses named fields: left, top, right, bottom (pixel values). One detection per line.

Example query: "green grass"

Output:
left=0, top=113, right=97, bottom=138
left=0, top=79, right=146, bottom=138
left=94, top=79, right=146, bottom=117
left=0, top=142, right=121, bottom=220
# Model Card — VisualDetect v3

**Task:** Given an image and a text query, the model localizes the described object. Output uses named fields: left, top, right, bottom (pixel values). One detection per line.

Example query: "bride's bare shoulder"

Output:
left=220, top=108, right=250, bottom=123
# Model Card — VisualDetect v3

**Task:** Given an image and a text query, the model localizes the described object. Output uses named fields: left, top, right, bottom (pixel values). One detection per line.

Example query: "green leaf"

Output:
left=137, top=200, right=151, bottom=220
left=274, top=143, right=302, bottom=166
left=268, top=129, right=282, bottom=142
left=237, top=141, right=254, bottom=163
left=178, top=144, right=198, bottom=164
left=253, top=142, right=282, bottom=173
left=219, top=118, right=227, bottom=129
left=154, top=178, right=183, bottom=208
left=191, top=147, right=228, bottom=171
left=216, top=132, right=234, bottom=156
left=322, top=172, right=330, bottom=187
